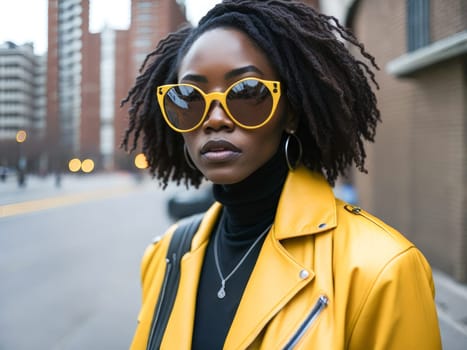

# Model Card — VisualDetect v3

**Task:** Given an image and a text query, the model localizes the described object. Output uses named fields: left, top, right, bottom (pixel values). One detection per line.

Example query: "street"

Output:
left=0, top=173, right=175, bottom=350
left=1, top=173, right=466, bottom=349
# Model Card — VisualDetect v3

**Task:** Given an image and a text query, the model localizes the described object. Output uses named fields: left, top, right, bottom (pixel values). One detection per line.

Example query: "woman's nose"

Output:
left=202, top=101, right=235, bottom=131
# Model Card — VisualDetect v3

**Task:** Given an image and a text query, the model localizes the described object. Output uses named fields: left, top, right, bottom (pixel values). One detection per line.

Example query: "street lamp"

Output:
left=15, top=130, right=27, bottom=187
left=16, top=130, right=27, bottom=143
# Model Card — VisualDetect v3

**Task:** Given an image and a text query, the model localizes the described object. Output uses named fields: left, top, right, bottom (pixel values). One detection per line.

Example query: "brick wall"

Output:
left=351, top=0, right=413, bottom=231
left=114, top=30, right=132, bottom=169
left=409, top=62, right=465, bottom=277
left=114, top=0, right=187, bottom=170
left=431, top=0, right=467, bottom=41
left=46, top=0, right=59, bottom=169
left=349, top=0, right=466, bottom=281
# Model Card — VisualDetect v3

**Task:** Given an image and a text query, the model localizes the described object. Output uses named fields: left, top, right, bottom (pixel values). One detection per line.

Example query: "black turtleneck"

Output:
left=191, top=146, right=288, bottom=350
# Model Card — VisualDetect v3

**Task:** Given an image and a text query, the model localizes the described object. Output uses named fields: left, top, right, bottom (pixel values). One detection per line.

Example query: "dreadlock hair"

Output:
left=121, top=0, right=380, bottom=188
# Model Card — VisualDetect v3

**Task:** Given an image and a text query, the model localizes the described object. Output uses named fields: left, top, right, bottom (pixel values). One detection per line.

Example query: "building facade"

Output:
left=47, top=0, right=91, bottom=171
left=0, top=42, right=46, bottom=171
left=45, top=0, right=187, bottom=172
left=114, top=0, right=187, bottom=170
left=332, top=0, right=467, bottom=282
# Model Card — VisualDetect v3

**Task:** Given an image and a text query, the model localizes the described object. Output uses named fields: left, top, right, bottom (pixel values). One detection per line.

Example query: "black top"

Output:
left=191, top=146, right=288, bottom=349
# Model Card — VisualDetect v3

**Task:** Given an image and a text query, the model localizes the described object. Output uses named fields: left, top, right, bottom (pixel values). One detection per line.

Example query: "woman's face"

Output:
left=178, top=28, right=294, bottom=184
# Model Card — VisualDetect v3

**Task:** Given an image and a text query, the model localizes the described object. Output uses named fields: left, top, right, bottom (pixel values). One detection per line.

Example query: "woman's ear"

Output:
left=284, top=105, right=299, bottom=132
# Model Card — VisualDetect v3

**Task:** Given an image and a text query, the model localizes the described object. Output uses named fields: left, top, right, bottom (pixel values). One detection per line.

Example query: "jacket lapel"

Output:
left=162, top=168, right=337, bottom=349
left=224, top=168, right=337, bottom=349
left=224, top=228, right=315, bottom=349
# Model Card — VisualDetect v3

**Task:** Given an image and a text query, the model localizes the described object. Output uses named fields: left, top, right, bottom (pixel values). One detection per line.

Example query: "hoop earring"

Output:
left=285, top=131, right=303, bottom=171
left=184, top=144, right=197, bottom=170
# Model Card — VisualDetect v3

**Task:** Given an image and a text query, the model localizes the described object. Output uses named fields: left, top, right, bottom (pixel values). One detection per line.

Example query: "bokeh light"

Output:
left=81, top=159, right=95, bottom=173
left=16, top=130, right=27, bottom=143
left=134, top=153, right=148, bottom=169
left=68, top=158, right=81, bottom=172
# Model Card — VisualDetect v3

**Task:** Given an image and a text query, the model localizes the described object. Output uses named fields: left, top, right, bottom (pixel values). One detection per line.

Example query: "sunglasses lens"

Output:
left=227, top=79, right=274, bottom=127
left=163, top=86, right=205, bottom=130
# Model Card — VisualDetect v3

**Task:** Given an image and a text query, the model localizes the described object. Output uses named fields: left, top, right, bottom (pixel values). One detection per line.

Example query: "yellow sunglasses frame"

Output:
left=156, top=77, right=281, bottom=133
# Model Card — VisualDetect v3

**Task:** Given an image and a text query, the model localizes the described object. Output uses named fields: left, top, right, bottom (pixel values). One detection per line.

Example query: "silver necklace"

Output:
left=214, top=223, right=272, bottom=299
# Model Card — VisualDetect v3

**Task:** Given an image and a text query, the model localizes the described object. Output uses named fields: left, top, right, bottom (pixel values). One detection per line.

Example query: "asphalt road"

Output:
left=0, top=174, right=174, bottom=350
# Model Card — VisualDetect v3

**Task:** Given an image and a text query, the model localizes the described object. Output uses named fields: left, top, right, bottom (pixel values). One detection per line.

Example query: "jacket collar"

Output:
left=191, top=166, right=337, bottom=248
left=274, top=166, right=337, bottom=239
left=165, top=167, right=337, bottom=349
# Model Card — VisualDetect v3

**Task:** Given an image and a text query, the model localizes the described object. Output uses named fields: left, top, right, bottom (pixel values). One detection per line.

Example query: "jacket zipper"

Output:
left=344, top=205, right=391, bottom=234
left=146, top=257, right=173, bottom=350
left=282, top=295, right=329, bottom=350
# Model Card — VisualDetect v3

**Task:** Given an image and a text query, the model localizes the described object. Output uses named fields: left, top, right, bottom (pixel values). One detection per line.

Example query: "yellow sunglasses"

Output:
left=156, top=77, right=281, bottom=133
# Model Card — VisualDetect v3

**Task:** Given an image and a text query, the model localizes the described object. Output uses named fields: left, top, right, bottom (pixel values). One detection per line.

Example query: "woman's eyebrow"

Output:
left=180, top=74, right=208, bottom=83
left=225, top=65, right=264, bottom=80
left=180, top=65, right=264, bottom=83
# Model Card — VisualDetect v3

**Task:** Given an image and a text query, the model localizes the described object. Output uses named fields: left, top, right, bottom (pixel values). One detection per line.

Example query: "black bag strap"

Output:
left=146, top=213, right=204, bottom=350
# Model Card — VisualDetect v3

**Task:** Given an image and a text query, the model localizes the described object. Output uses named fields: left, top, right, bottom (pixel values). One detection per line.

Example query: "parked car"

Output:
left=167, top=184, right=215, bottom=220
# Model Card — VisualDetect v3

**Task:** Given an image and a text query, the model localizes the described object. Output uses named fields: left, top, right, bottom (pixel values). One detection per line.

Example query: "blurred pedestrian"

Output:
left=54, top=171, right=62, bottom=188
left=122, top=1, right=441, bottom=349
left=17, top=168, right=26, bottom=187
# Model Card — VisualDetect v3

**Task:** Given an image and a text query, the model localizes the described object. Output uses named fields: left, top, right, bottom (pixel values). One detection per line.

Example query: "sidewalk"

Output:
left=433, top=269, right=467, bottom=349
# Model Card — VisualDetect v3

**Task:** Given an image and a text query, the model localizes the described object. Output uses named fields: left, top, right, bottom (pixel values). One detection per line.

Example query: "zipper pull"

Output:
left=344, top=204, right=362, bottom=215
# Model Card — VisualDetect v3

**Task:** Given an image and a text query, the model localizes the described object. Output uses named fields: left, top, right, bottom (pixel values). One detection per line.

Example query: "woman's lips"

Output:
left=200, top=140, right=241, bottom=162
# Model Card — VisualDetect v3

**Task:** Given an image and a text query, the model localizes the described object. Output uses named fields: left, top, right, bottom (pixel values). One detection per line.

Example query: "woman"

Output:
left=122, top=1, right=441, bottom=349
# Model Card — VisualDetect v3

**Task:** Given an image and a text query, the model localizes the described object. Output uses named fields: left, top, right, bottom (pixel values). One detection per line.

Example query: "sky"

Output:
left=0, top=0, right=220, bottom=55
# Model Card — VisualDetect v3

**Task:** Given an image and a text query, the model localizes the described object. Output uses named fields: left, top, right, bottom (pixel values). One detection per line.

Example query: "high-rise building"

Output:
left=47, top=0, right=91, bottom=171
left=129, top=0, right=186, bottom=79
left=0, top=42, right=35, bottom=141
left=46, top=0, right=187, bottom=172
left=33, top=55, right=47, bottom=142
left=0, top=42, right=46, bottom=169
left=99, top=27, right=116, bottom=170
left=114, top=0, right=187, bottom=169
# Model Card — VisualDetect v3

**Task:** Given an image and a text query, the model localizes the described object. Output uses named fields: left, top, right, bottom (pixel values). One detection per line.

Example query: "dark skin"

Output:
left=122, top=1, right=381, bottom=189
left=178, top=28, right=297, bottom=185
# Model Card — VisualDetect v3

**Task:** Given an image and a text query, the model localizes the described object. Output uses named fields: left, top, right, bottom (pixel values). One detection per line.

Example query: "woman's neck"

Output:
left=213, top=146, right=287, bottom=235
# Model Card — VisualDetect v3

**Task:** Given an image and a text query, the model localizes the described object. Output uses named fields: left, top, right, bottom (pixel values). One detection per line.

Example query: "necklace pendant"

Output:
left=217, top=286, right=226, bottom=299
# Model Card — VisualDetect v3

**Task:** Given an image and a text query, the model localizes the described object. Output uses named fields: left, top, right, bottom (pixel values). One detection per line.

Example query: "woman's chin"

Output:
left=203, top=170, right=248, bottom=186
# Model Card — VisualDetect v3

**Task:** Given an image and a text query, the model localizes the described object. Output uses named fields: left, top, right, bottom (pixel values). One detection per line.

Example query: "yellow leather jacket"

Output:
left=130, top=167, right=441, bottom=349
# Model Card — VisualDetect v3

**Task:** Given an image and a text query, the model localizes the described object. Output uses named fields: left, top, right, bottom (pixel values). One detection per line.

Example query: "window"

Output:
left=407, top=0, right=430, bottom=51
left=137, top=2, right=152, bottom=9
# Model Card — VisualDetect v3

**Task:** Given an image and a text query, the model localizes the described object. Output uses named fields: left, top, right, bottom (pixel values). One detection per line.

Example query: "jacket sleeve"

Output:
left=348, top=247, right=442, bottom=350
left=130, top=226, right=176, bottom=350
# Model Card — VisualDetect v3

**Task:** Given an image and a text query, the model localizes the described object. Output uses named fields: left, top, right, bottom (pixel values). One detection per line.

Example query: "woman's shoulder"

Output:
left=332, top=199, right=429, bottom=278
left=331, top=199, right=435, bottom=301
left=334, top=199, right=414, bottom=252
left=140, top=224, right=176, bottom=285
left=141, top=212, right=208, bottom=286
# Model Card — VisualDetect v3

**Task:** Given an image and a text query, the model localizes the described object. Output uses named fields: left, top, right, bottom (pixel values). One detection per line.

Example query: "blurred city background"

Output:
left=0, top=0, right=466, bottom=349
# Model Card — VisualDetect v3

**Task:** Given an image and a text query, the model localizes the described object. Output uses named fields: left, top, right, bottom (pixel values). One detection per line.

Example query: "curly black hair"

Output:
left=121, top=0, right=380, bottom=188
